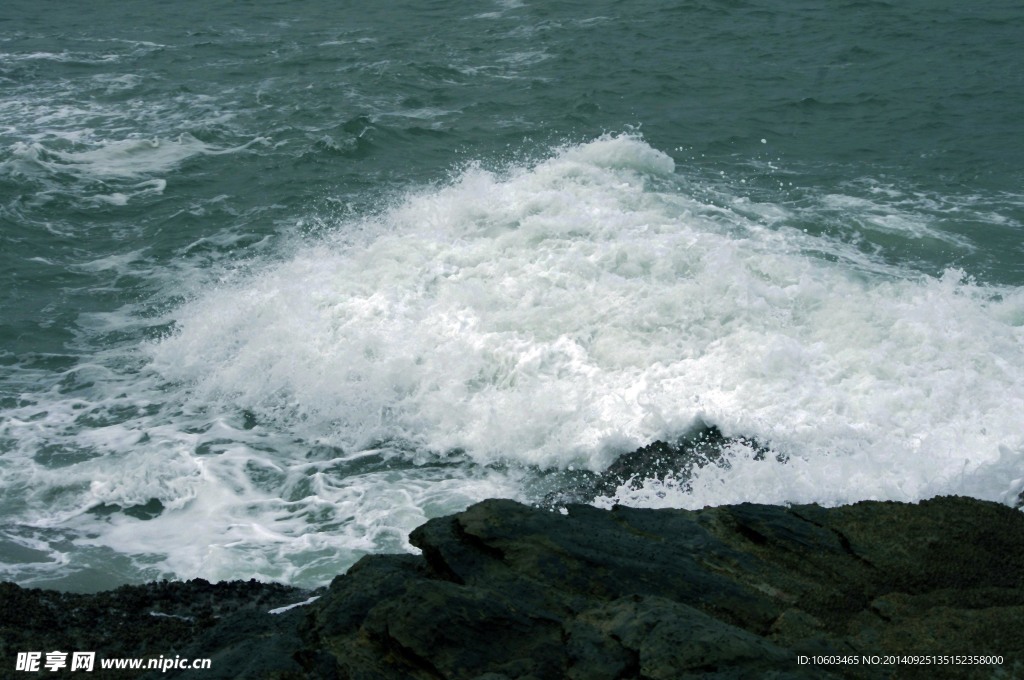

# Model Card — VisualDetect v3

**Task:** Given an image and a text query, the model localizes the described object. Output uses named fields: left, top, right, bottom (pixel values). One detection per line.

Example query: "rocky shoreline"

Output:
left=3, top=492, right=1024, bottom=679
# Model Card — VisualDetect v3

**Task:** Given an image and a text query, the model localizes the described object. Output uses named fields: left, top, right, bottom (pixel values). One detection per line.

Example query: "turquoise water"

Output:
left=1, top=0, right=1022, bottom=591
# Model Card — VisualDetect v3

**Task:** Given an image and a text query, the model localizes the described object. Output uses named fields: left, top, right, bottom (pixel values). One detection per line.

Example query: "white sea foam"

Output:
left=268, top=595, right=320, bottom=615
left=0, top=51, right=121, bottom=64
left=1, top=131, right=256, bottom=208
left=819, top=192, right=976, bottom=249
left=41, top=135, right=263, bottom=180
left=2, top=134, right=1022, bottom=588
left=143, top=135, right=1024, bottom=505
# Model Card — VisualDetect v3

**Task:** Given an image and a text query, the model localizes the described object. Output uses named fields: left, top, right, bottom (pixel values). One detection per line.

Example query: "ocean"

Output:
left=1, top=0, right=1022, bottom=592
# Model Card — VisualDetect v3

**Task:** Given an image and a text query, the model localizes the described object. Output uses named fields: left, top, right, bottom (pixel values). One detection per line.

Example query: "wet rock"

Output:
left=539, top=423, right=775, bottom=507
left=296, top=495, right=1024, bottom=679
left=5, top=496, right=1024, bottom=679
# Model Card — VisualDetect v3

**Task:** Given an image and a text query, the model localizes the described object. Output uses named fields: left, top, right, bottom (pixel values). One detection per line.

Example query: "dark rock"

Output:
left=596, top=423, right=733, bottom=492
left=0, top=578, right=313, bottom=679
left=303, top=496, right=1024, bottom=680
left=539, top=422, right=777, bottom=507
left=4, top=496, right=1024, bottom=679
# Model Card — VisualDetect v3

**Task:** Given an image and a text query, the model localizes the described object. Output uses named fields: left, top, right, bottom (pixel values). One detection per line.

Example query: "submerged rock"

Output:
left=3, top=496, right=1024, bottom=678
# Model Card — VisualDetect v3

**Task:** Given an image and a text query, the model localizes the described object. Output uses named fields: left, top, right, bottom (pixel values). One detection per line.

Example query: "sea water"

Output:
left=1, top=0, right=1022, bottom=591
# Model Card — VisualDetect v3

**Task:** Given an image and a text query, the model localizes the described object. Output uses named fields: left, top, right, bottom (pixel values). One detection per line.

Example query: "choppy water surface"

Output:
left=1, top=0, right=1022, bottom=590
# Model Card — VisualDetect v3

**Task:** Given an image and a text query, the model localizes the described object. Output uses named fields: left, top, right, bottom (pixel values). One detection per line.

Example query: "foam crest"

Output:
left=149, top=136, right=686, bottom=466
left=151, top=135, right=1024, bottom=506
left=558, top=133, right=676, bottom=175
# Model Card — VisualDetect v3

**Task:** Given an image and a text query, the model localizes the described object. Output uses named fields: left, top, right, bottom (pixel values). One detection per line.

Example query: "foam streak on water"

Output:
left=2, top=136, right=1023, bottom=589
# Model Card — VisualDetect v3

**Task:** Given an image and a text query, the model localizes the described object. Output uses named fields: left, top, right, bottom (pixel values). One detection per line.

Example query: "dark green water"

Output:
left=2, top=0, right=1022, bottom=591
